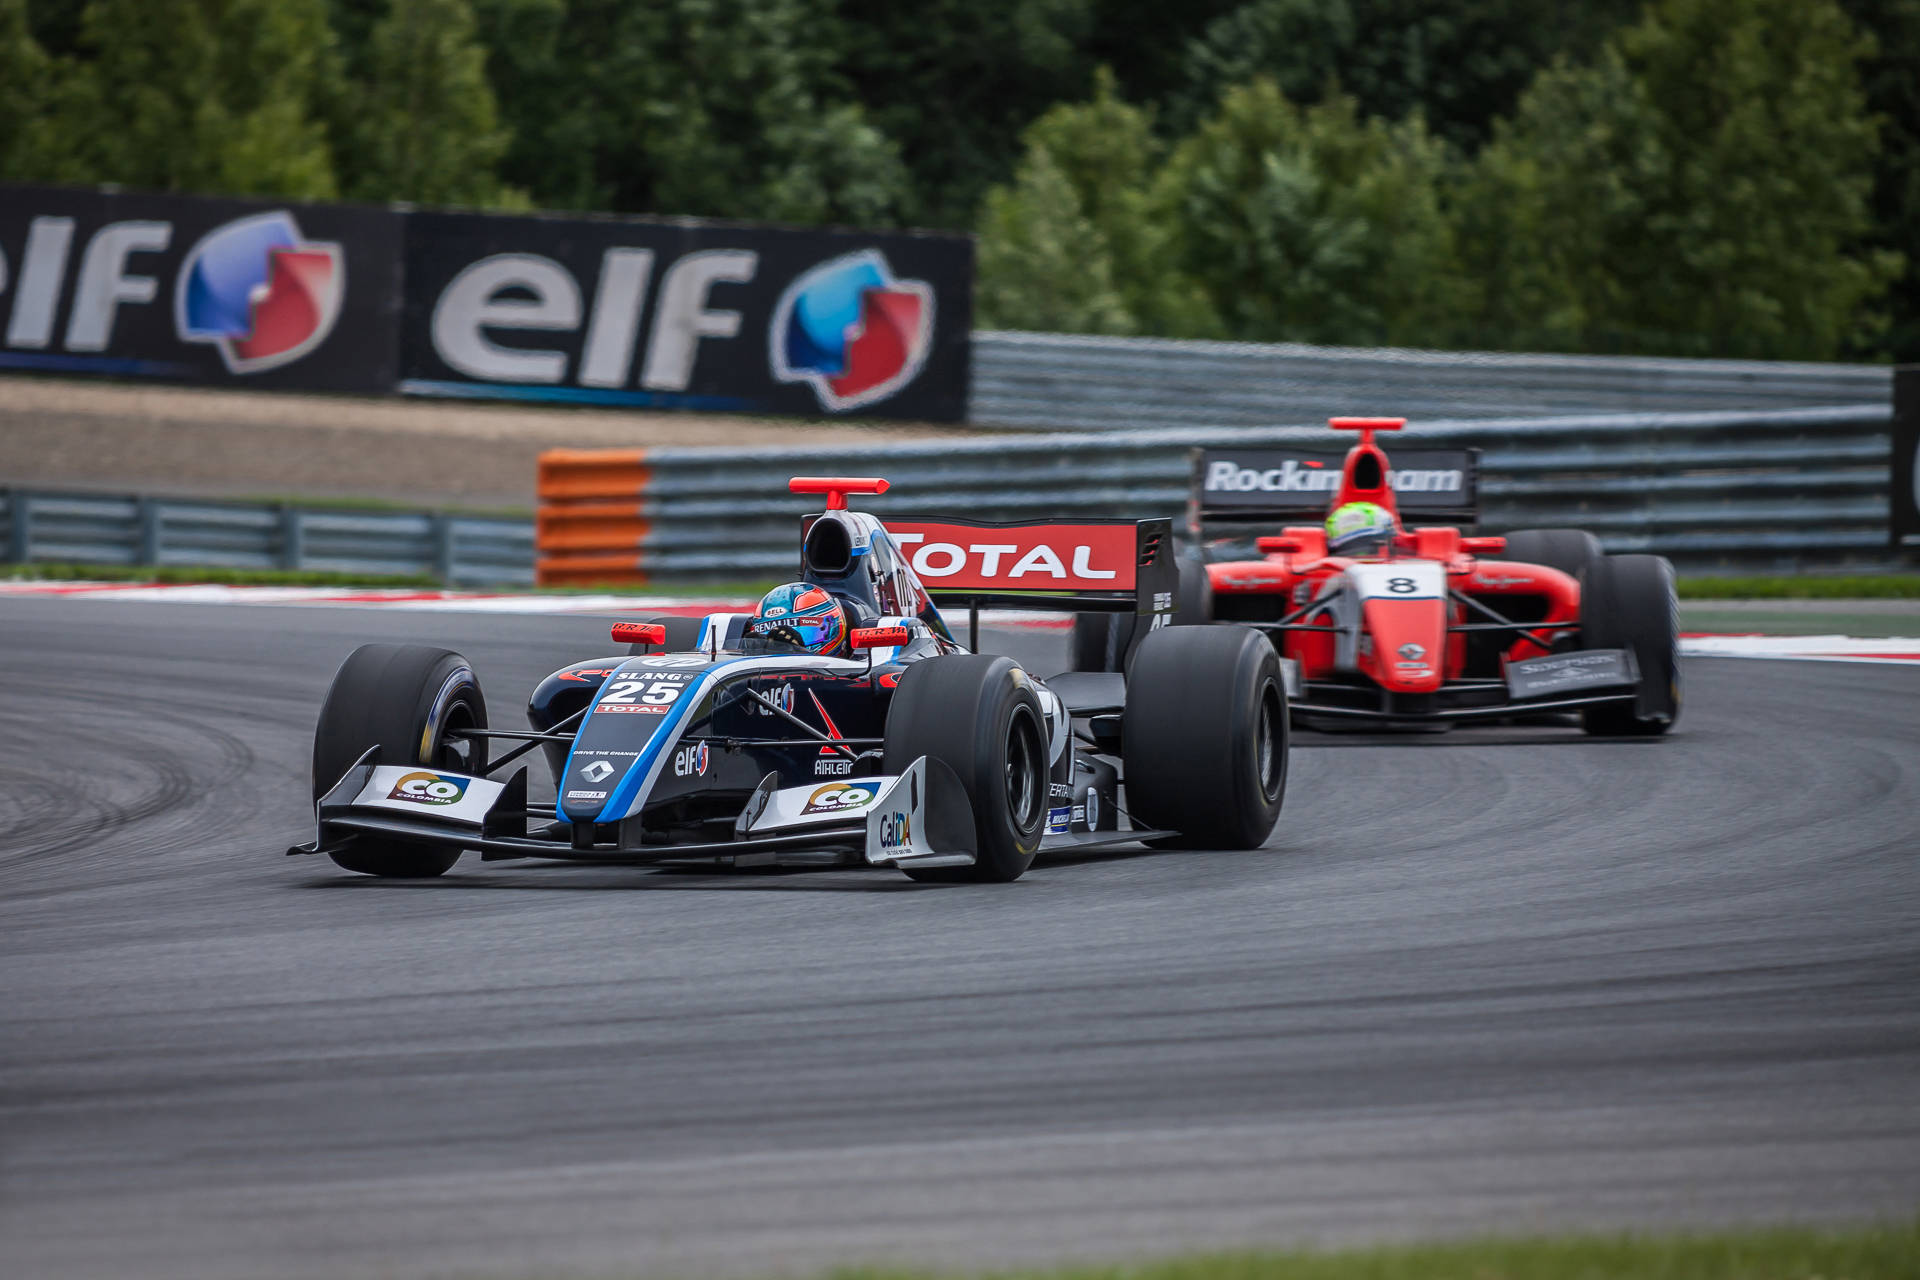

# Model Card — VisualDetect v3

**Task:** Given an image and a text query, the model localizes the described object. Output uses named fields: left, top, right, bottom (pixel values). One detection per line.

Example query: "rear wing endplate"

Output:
left=1193, top=445, right=1481, bottom=528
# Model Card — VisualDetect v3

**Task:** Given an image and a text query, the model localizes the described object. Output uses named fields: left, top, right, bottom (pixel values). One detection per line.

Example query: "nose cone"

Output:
left=1362, top=597, right=1447, bottom=692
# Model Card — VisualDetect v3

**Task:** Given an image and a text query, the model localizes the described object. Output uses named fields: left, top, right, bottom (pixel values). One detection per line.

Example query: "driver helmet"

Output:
left=1326, top=501, right=1396, bottom=557
left=746, top=583, right=849, bottom=655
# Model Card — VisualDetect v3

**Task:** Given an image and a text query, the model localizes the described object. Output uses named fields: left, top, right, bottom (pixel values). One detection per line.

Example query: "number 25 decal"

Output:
left=600, top=679, right=683, bottom=706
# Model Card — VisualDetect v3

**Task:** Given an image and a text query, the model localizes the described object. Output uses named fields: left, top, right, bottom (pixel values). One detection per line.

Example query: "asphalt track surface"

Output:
left=2, top=598, right=1916, bottom=1280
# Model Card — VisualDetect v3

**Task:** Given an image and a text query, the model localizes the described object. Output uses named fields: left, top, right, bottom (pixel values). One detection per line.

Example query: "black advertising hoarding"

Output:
left=0, top=183, right=401, bottom=394
left=1196, top=446, right=1481, bottom=524
left=1894, top=366, right=1918, bottom=549
left=400, top=209, right=973, bottom=421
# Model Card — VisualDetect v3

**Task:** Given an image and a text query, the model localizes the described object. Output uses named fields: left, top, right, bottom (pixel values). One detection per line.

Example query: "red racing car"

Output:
left=1078, top=416, right=1680, bottom=735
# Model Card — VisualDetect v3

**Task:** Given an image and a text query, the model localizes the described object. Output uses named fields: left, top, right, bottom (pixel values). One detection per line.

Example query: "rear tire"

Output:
left=1068, top=556, right=1212, bottom=673
left=626, top=615, right=706, bottom=655
left=1493, top=529, right=1604, bottom=581
left=312, top=644, right=488, bottom=877
left=1123, top=626, right=1287, bottom=849
left=1580, top=554, right=1681, bottom=736
left=884, top=655, right=1048, bottom=882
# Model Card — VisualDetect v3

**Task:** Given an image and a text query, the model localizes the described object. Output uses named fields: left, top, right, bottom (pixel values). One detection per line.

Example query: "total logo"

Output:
left=1, top=209, right=342, bottom=374
left=387, top=770, right=468, bottom=806
left=673, top=740, right=710, bottom=778
left=770, top=250, right=933, bottom=412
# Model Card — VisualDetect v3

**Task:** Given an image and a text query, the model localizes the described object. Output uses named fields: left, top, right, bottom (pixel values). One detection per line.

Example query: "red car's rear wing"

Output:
left=880, top=516, right=1177, bottom=616
left=1193, top=444, right=1480, bottom=529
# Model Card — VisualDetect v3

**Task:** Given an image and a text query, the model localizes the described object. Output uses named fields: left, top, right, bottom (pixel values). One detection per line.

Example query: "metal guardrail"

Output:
left=968, top=331, right=1895, bottom=432
left=537, top=406, right=1899, bottom=583
left=6, top=409, right=1899, bottom=589
left=0, top=491, right=534, bottom=587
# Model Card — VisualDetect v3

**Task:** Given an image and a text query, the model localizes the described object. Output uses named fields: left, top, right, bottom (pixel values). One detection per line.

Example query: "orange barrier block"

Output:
left=536, top=449, right=656, bottom=586
left=537, top=449, right=650, bottom=501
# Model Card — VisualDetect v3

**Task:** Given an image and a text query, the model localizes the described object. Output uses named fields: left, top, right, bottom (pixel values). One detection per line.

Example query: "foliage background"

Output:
left=1, top=0, right=1913, bottom=361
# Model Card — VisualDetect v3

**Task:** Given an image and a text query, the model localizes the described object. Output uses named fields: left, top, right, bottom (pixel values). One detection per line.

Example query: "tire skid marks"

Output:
left=0, top=680, right=259, bottom=889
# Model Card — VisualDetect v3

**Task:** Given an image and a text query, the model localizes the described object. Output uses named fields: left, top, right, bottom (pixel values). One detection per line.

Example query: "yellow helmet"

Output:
left=1326, top=501, right=1395, bottom=556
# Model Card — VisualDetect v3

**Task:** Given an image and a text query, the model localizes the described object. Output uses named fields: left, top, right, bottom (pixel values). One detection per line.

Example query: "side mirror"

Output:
left=850, top=626, right=910, bottom=650
left=1460, top=536, right=1507, bottom=555
left=1256, top=536, right=1302, bottom=554
left=611, top=621, right=666, bottom=646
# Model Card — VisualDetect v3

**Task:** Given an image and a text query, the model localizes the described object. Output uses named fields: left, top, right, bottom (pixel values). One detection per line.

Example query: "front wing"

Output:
left=1291, top=648, right=1641, bottom=723
left=289, top=751, right=979, bottom=870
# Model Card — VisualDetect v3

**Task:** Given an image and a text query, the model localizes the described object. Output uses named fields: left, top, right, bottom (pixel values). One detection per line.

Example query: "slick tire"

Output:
left=1493, top=529, right=1605, bottom=581
left=884, top=655, right=1048, bottom=883
left=1068, top=557, right=1213, bottom=673
left=1123, top=626, right=1287, bottom=850
left=312, top=644, right=489, bottom=877
left=1579, top=553, right=1682, bottom=737
left=626, top=615, right=706, bottom=656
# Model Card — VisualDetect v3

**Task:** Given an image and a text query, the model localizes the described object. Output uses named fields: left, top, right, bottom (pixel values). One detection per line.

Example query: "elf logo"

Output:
left=0, top=209, right=341, bottom=374
left=770, top=250, right=933, bottom=411
left=176, top=212, right=344, bottom=373
left=673, top=740, right=710, bottom=778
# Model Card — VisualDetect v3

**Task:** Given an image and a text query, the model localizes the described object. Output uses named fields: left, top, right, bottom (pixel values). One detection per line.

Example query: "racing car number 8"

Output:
left=600, top=679, right=684, bottom=706
left=1387, top=577, right=1417, bottom=594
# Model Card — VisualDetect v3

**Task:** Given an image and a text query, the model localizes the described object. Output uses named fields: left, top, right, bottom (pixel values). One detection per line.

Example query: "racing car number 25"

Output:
left=596, top=678, right=685, bottom=714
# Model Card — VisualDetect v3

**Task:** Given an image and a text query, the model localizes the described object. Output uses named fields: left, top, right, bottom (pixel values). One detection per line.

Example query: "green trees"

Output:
left=0, top=0, right=1906, bottom=360
left=0, top=0, right=50, bottom=174
left=471, top=0, right=907, bottom=224
left=1159, top=83, right=1464, bottom=346
left=1463, top=0, right=1897, bottom=359
left=10, top=0, right=341, bottom=198
left=979, top=0, right=1900, bottom=360
left=341, top=0, right=513, bottom=206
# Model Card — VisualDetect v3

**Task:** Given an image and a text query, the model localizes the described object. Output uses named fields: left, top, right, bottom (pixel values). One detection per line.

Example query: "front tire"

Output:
left=1580, top=554, right=1681, bottom=736
left=312, top=644, right=488, bottom=877
left=883, top=655, right=1048, bottom=882
left=1123, top=626, right=1287, bottom=849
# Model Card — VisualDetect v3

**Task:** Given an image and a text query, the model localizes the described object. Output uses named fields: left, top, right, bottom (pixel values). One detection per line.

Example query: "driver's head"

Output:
left=1326, top=501, right=1396, bottom=558
left=746, top=583, right=849, bottom=655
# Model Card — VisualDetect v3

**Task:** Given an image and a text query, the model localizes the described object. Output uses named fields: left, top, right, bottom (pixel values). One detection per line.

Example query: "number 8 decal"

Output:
left=1388, top=577, right=1416, bottom=594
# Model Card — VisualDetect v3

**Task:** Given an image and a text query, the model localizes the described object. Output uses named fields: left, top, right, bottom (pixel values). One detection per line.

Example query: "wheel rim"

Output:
left=436, top=695, right=480, bottom=772
left=1004, top=705, right=1044, bottom=832
left=1254, top=679, right=1284, bottom=803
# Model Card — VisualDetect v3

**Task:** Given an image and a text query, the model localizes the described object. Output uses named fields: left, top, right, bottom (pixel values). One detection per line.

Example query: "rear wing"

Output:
left=880, top=517, right=1176, bottom=618
left=1194, top=445, right=1480, bottom=529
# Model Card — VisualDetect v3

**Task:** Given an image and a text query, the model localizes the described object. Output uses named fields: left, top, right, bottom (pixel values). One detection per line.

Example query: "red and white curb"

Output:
left=0, top=581, right=1076, bottom=629
left=1677, top=633, right=1920, bottom=665
left=5, top=583, right=1916, bottom=659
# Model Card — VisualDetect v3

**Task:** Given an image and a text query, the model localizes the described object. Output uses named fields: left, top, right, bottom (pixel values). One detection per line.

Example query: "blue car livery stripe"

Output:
left=558, top=651, right=872, bottom=828
left=558, top=656, right=734, bottom=825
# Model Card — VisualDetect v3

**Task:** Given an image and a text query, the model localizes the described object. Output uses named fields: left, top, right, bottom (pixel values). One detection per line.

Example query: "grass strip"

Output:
left=1677, top=574, right=1920, bottom=599
left=3, top=562, right=441, bottom=588
left=824, top=1220, right=1918, bottom=1280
